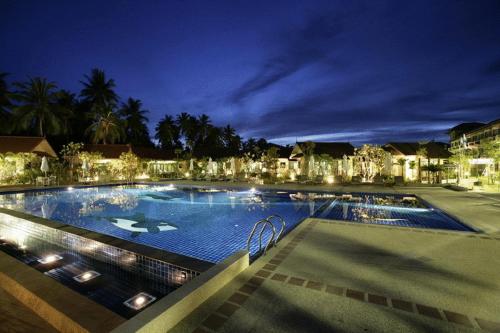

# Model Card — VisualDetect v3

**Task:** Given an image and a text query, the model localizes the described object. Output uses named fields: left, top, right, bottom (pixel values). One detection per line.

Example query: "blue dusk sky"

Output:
left=1, top=0, right=499, bottom=144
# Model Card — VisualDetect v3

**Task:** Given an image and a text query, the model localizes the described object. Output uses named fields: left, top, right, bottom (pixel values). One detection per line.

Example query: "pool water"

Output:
left=0, top=185, right=472, bottom=263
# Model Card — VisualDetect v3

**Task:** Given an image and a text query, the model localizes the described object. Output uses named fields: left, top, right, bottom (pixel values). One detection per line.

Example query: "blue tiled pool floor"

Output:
left=0, top=185, right=472, bottom=263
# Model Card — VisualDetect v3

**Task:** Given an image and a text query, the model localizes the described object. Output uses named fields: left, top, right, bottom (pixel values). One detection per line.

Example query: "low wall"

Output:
left=111, top=250, right=249, bottom=333
left=0, top=252, right=125, bottom=333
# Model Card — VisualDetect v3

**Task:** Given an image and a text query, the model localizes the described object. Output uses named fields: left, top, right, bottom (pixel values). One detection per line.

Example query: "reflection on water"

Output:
left=0, top=185, right=470, bottom=262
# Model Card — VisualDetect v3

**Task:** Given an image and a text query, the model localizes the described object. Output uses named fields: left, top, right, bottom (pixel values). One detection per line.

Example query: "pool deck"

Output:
left=165, top=182, right=500, bottom=333
left=0, top=287, right=59, bottom=333
left=1, top=182, right=499, bottom=332
left=170, top=218, right=500, bottom=333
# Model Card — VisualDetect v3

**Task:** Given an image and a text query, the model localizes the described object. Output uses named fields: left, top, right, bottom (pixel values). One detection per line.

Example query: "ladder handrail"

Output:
left=246, top=218, right=276, bottom=255
left=266, top=214, right=286, bottom=244
left=258, top=219, right=276, bottom=253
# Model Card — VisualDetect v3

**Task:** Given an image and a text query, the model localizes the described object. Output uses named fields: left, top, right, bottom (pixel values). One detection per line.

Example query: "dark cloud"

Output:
left=482, top=58, right=500, bottom=76
left=228, top=13, right=343, bottom=104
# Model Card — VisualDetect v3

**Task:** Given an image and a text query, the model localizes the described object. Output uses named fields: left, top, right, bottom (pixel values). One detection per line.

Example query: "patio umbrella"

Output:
left=189, top=159, right=194, bottom=171
left=212, top=161, right=218, bottom=175
left=342, top=155, right=349, bottom=175
left=40, top=156, right=49, bottom=177
left=231, top=157, right=236, bottom=176
left=82, top=159, right=89, bottom=177
left=384, top=153, right=392, bottom=176
left=308, top=155, right=315, bottom=178
left=208, top=157, right=213, bottom=175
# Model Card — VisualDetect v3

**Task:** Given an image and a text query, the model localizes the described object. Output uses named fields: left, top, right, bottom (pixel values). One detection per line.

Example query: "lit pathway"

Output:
left=170, top=218, right=500, bottom=333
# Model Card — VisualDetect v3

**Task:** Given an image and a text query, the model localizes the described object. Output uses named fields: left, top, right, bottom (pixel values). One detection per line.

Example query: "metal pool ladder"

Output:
left=246, top=214, right=286, bottom=255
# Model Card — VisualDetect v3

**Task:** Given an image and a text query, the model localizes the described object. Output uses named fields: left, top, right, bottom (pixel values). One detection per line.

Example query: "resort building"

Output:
left=289, top=142, right=355, bottom=181
left=383, top=142, right=452, bottom=183
left=448, top=118, right=500, bottom=181
left=82, top=144, right=178, bottom=179
left=0, top=136, right=57, bottom=183
left=276, top=146, right=295, bottom=179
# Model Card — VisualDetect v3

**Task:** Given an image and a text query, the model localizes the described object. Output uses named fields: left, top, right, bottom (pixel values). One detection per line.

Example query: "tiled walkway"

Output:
left=0, top=288, right=58, bottom=333
left=171, top=218, right=500, bottom=333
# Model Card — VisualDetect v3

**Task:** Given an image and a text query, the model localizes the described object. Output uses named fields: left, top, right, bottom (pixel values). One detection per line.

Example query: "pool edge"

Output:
left=111, top=250, right=249, bottom=333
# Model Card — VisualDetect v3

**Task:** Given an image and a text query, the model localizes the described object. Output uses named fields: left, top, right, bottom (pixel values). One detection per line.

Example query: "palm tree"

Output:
left=301, top=141, right=316, bottom=178
left=155, top=115, right=180, bottom=150
left=86, top=110, right=123, bottom=144
left=397, top=158, right=407, bottom=178
left=416, top=147, right=428, bottom=183
left=222, top=125, right=241, bottom=156
left=80, top=68, right=118, bottom=111
left=119, top=98, right=152, bottom=146
left=176, top=112, right=197, bottom=151
left=11, top=77, right=65, bottom=136
left=0, top=73, right=12, bottom=134
left=56, top=89, right=77, bottom=136
left=197, top=114, right=212, bottom=143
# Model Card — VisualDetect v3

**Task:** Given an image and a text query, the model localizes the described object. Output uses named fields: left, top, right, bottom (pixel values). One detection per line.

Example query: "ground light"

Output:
left=37, top=254, right=63, bottom=264
left=123, top=292, right=156, bottom=310
left=73, top=270, right=101, bottom=283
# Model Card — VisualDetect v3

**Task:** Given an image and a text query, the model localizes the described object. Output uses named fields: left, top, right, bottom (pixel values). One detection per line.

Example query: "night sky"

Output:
left=1, top=0, right=499, bottom=145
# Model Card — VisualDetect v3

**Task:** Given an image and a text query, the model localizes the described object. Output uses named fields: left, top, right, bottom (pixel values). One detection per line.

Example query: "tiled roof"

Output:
left=296, top=142, right=355, bottom=159
left=131, top=146, right=176, bottom=160
left=83, top=144, right=131, bottom=159
left=83, top=144, right=175, bottom=160
left=0, top=136, right=57, bottom=157
left=384, top=142, right=451, bottom=158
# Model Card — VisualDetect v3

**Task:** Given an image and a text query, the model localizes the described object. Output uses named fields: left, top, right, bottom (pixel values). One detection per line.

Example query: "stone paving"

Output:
left=0, top=287, right=58, bottom=333
left=169, top=190, right=500, bottom=333
left=1, top=182, right=499, bottom=332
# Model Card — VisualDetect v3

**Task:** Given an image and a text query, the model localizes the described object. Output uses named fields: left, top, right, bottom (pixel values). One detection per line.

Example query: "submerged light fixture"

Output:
left=73, top=270, right=101, bottom=283
left=37, top=254, right=63, bottom=264
left=123, top=292, right=156, bottom=310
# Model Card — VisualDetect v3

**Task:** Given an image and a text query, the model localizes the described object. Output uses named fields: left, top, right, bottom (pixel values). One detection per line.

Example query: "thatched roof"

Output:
left=83, top=144, right=175, bottom=160
left=0, top=136, right=57, bottom=157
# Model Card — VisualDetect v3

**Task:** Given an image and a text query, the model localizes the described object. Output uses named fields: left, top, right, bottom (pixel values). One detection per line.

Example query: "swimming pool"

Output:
left=0, top=184, right=472, bottom=263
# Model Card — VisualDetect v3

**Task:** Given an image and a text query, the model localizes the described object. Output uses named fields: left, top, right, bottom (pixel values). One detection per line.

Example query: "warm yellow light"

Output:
left=327, top=176, right=334, bottom=184
left=45, top=255, right=57, bottom=263
left=82, top=272, right=92, bottom=280
left=135, top=296, right=146, bottom=306
left=19, top=244, right=27, bottom=250
left=185, top=172, right=190, bottom=177
left=38, top=254, right=64, bottom=264
left=250, top=187, right=256, bottom=193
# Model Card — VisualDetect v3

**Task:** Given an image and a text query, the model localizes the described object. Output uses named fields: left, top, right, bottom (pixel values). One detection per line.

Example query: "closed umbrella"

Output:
left=308, top=155, right=315, bottom=178
left=40, top=156, right=49, bottom=176
left=342, top=155, right=349, bottom=176
left=208, top=157, right=213, bottom=175
left=231, top=157, right=236, bottom=177
left=82, top=159, right=89, bottom=178
left=189, top=159, right=194, bottom=171
left=384, top=153, right=392, bottom=176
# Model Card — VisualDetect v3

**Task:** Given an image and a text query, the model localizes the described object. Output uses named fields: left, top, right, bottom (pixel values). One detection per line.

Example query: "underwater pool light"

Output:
left=67, top=187, right=74, bottom=191
left=73, top=270, right=101, bottom=283
left=38, top=254, right=63, bottom=264
left=123, top=292, right=156, bottom=310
